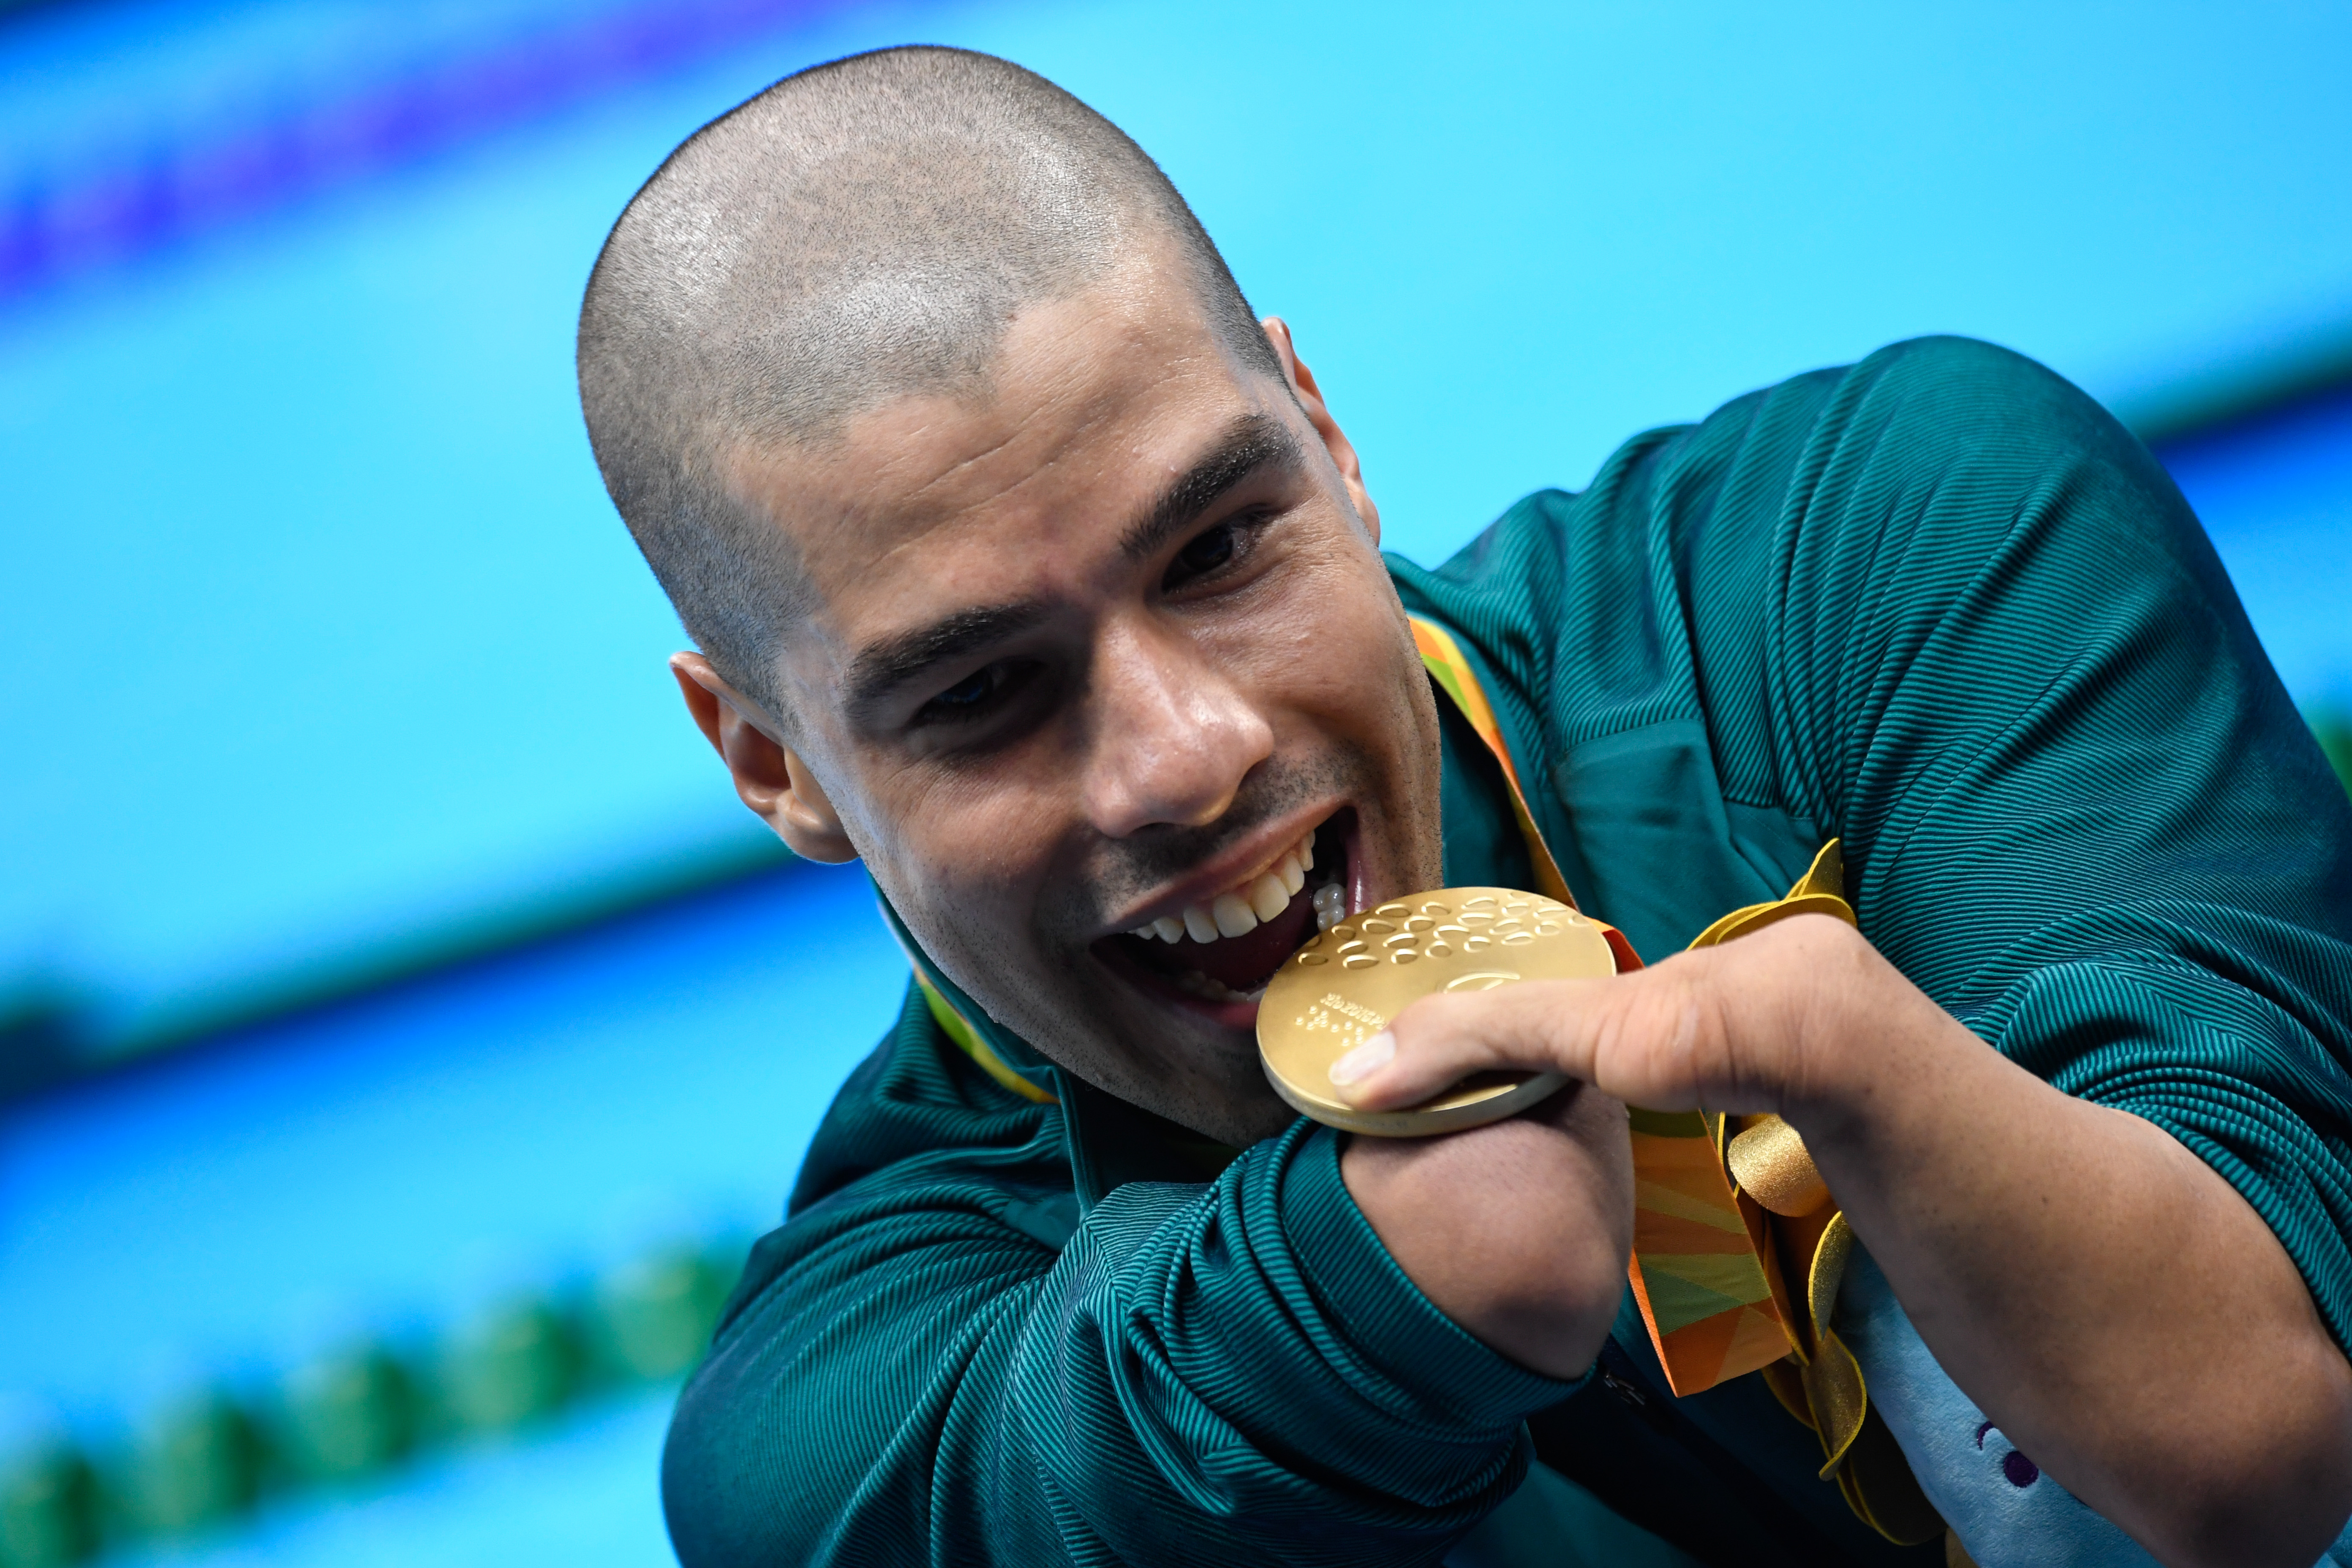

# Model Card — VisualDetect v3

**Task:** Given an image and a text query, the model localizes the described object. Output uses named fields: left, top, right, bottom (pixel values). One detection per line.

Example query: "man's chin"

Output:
left=1093, top=935, right=1265, bottom=1034
left=1032, top=954, right=1297, bottom=1146
left=1062, top=806, right=1379, bottom=1143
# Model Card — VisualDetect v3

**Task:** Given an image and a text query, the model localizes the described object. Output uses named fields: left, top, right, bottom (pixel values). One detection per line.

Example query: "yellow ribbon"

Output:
left=915, top=971, right=1056, bottom=1105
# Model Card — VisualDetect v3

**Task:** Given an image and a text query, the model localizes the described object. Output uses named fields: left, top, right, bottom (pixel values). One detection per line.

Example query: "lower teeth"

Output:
left=1312, top=882, right=1346, bottom=932
left=1176, top=970, right=1265, bottom=1003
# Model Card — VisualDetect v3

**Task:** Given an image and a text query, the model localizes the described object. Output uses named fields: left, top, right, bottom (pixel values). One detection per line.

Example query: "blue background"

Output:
left=2, top=1, right=2347, bottom=1563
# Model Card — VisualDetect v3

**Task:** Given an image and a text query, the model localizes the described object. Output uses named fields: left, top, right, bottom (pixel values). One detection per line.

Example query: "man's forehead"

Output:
left=732, top=274, right=1288, bottom=658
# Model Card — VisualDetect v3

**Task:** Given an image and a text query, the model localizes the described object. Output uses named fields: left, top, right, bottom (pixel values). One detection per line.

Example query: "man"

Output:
left=575, top=45, right=2352, bottom=1568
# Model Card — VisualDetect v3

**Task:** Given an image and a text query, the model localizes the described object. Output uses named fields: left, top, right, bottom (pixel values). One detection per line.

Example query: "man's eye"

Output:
left=1164, top=521, right=1239, bottom=588
left=914, top=662, right=1028, bottom=726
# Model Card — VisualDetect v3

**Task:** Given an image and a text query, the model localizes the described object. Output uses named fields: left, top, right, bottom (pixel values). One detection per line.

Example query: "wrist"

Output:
left=1340, top=1088, right=1632, bottom=1380
left=1757, top=915, right=1903, bottom=1141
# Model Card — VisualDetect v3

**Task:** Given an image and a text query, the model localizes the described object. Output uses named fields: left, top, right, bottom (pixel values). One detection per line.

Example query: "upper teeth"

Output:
left=1130, top=833, right=1318, bottom=945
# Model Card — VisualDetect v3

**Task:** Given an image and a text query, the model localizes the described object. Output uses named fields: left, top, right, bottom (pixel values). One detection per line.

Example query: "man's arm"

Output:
left=664, top=988, right=1593, bottom=1568
left=1334, top=921, right=2352, bottom=1567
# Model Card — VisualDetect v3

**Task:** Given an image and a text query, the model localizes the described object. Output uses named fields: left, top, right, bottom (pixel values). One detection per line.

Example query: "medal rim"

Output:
left=1264, top=1065, right=1571, bottom=1137
left=1255, top=885, right=1614, bottom=1139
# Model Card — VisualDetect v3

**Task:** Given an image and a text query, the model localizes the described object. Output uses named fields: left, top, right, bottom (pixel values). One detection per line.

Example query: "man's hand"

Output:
left=1341, top=1079, right=1633, bottom=1383
left=1334, top=914, right=2352, bottom=1568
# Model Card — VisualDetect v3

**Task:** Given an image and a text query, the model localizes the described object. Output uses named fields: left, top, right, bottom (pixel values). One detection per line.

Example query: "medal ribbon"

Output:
left=915, top=969, right=1057, bottom=1104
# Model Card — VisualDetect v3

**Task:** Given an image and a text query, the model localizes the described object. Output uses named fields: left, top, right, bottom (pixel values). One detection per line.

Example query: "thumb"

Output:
left=1328, top=977, right=1625, bottom=1110
left=1331, top=964, right=1741, bottom=1114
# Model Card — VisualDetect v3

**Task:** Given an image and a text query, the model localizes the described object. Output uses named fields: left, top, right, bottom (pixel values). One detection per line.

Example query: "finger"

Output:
left=1329, top=977, right=1619, bottom=1109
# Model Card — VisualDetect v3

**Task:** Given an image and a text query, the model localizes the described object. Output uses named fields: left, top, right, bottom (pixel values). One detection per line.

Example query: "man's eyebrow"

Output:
left=843, top=601, right=1048, bottom=719
left=839, top=415, right=1302, bottom=721
left=1118, top=412, right=1305, bottom=563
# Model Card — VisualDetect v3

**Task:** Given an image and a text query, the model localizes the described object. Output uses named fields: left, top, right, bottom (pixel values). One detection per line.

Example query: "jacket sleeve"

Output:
left=1734, top=335, right=2352, bottom=1349
left=661, top=996, right=1573, bottom=1567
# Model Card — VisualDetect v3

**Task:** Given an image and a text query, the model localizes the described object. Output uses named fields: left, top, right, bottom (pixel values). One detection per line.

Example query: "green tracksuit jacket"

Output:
left=661, top=337, right=2352, bottom=1568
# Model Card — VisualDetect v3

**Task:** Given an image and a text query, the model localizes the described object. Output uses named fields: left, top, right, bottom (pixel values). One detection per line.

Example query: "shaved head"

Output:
left=577, top=45, right=1281, bottom=715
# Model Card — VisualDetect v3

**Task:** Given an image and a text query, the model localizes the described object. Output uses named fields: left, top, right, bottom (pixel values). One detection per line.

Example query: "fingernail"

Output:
left=1329, top=1031, right=1395, bottom=1086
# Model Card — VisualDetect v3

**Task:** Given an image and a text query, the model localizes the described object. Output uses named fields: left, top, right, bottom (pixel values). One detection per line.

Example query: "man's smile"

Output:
left=1092, top=811, right=1365, bottom=1027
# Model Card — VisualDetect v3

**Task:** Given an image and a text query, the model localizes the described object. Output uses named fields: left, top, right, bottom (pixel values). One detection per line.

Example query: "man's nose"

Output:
left=1081, top=622, right=1274, bottom=838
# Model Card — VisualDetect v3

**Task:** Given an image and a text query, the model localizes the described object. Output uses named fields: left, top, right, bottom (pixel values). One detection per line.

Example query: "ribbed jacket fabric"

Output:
left=662, top=338, right=2352, bottom=1567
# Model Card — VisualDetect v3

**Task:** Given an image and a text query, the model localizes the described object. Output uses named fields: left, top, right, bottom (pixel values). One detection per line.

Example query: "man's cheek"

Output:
left=1260, top=608, right=1388, bottom=713
left=910, top=866, right=1048, bottom=964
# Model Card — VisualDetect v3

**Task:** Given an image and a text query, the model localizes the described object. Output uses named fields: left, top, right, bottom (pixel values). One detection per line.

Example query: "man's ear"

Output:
left=1260, top=315, right=1380, bottom=545
left=669, top=653, right=860, bottom=864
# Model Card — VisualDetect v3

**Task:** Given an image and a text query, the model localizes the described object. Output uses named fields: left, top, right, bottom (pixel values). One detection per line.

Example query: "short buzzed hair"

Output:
left=577, top=46, right=1281, bottom=716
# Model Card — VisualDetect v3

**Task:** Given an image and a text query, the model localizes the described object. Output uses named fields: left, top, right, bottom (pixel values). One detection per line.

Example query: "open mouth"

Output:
left=1096, top=814, right=1357, bottom=1017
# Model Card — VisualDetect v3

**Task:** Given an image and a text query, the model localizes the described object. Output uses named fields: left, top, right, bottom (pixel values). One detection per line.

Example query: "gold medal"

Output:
left=1257, top=888, right=1621, bottom=1136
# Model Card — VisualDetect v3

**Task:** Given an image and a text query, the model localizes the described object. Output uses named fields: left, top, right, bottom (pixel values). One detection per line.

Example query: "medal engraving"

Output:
left=1257, top=887, right=1619, bottom=1136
